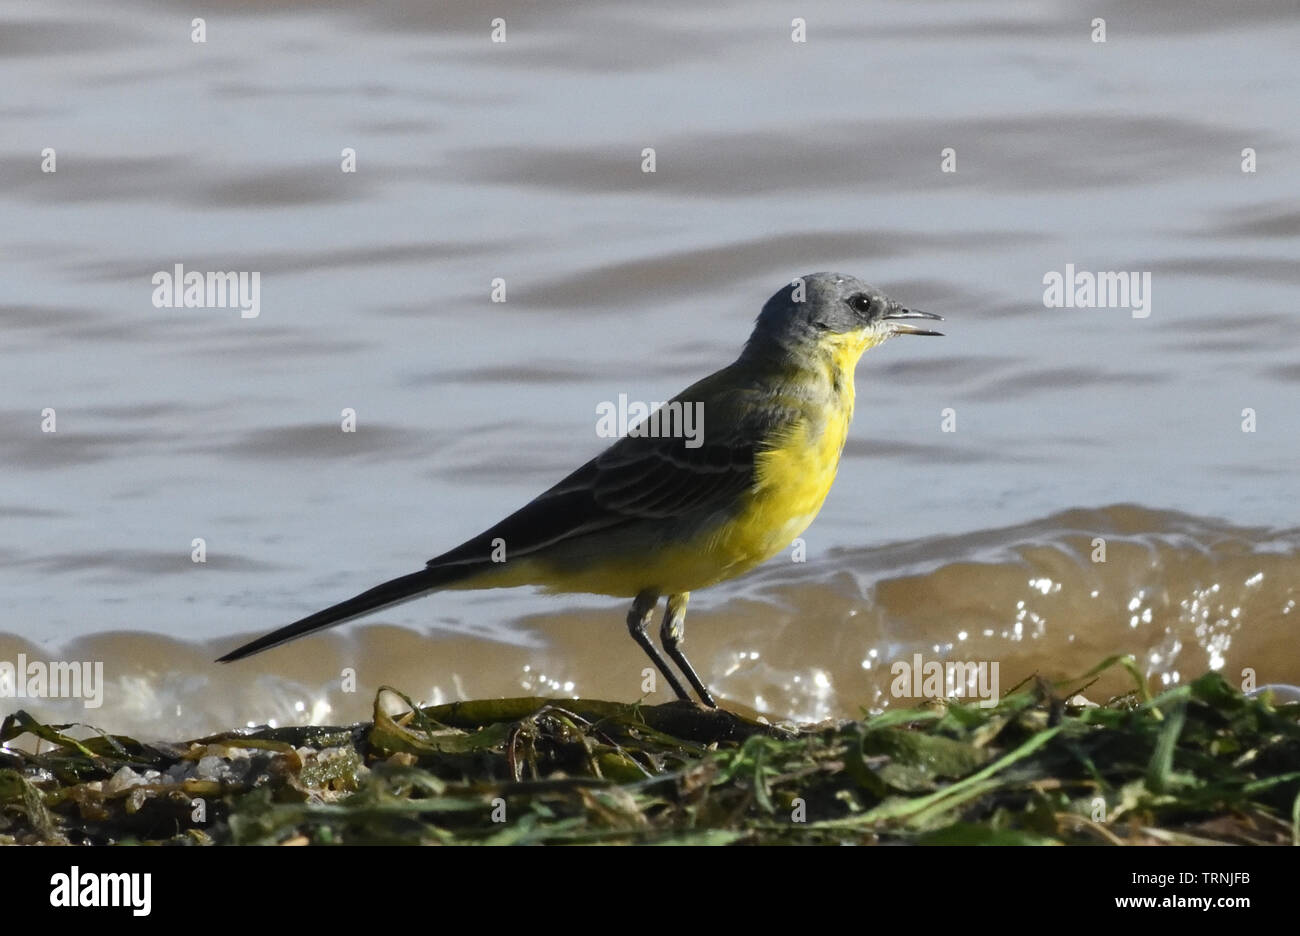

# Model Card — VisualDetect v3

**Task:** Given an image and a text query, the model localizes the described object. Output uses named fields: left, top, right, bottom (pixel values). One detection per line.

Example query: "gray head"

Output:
left=744, top=272, right=942, bottom=359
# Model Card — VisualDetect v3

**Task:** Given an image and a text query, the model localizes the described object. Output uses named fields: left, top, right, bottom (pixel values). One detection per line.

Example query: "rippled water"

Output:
left=3, top=0, right=1298, bottom=737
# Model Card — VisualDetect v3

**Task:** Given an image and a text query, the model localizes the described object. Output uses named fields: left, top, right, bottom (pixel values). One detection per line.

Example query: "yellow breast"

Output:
left=706, top=331, right=872, bottom=579
left=708, top=401, right=850, bottom=576
left=466, top=334, right=870, bottom=598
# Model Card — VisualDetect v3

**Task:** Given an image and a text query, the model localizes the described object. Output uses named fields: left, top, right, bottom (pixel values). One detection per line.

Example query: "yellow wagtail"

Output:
left=218, top=272, right=942, bottom=706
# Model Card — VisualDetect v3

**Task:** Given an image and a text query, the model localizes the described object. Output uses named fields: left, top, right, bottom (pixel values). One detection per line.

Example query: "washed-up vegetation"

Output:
left=2, top=658, right=1298, bottom=845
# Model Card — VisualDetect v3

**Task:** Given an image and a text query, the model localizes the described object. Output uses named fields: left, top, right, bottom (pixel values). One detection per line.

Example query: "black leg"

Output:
left=660, top=592, right=716, bottom=707
left=626, top=590, right=690, bottom=701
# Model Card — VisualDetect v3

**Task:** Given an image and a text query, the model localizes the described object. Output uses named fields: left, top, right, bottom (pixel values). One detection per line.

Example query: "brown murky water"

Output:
left=2, top=1, right=1298, bottom=738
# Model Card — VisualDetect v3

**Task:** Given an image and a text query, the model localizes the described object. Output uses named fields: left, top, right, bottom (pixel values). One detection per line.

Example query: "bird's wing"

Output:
left=426, top=367, right=783, bottom=570
left=218, top=365, right=790, bottom=663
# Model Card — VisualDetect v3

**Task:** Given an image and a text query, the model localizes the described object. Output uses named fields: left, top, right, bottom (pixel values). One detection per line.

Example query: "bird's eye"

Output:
left=849, top=294, right=874, bottom=315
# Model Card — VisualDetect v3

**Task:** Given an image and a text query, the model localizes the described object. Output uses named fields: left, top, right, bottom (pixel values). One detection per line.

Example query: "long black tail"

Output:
left=217, top=565, right=462, bottom=662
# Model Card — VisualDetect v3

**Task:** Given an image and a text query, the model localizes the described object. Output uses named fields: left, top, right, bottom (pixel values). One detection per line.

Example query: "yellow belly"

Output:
left=701, top=409, right=849, bottom=583
left=466, top=406, right=851, bottom=598
left=459, top=343, right=866, bottom=598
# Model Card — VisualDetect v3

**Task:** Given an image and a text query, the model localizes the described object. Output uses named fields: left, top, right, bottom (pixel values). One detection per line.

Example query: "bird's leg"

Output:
left=660, top=592, right=717, bottom=708
left=626, top=589, right=690, bottom=702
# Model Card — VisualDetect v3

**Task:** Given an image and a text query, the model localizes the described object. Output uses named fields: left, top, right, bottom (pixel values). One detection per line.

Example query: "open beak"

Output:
left=883, top=307, right=944, bottom=337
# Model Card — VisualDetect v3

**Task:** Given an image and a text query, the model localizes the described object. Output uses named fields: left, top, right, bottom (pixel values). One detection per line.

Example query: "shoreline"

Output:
left=3, top=661, right=1297, bottom=846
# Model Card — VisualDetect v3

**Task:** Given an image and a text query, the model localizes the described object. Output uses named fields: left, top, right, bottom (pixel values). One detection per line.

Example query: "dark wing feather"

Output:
left=425, top=433, right=757, bottom=570
left=425, top=367, right=779, bottom=571
left=219, top=368, right=791, bottom=663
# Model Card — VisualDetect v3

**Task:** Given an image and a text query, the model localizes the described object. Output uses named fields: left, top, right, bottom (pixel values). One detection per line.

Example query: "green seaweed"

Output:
left=1, top=660, right=1298, bottom=845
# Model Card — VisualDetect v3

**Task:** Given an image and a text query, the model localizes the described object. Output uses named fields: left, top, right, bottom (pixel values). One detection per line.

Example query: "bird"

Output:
left=218, top=272, right=943, bottom=707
